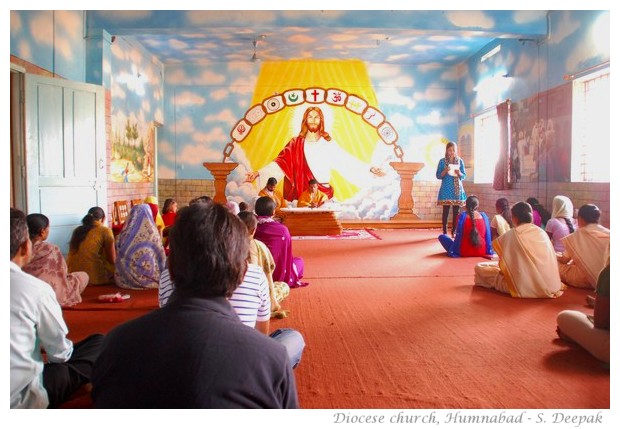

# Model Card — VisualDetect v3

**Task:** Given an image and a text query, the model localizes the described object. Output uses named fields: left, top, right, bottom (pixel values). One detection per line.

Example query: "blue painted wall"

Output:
left=458, top=10, right=609, bottom=123
left=10, top=10, right=86, bottom=83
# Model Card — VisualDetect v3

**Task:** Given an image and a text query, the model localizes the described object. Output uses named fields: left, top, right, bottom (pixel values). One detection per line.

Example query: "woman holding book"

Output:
left=436, top=141, right=467, bottom=236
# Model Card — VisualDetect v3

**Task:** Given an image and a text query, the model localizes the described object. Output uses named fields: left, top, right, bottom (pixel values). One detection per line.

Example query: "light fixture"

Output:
left=480, top=45, right=501, bottom=62
left=251, top=39, right=260, bottom=62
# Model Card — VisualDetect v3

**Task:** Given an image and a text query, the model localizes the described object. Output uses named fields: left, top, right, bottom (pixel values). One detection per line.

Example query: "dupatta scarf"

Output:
left=114, top=204, right=166, bottom=290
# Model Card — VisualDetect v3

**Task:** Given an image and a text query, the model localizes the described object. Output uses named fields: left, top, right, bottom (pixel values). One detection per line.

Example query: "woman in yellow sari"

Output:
left=144, top=196, right=165, bottom=237
left=67, top=207, right=116, bottom=285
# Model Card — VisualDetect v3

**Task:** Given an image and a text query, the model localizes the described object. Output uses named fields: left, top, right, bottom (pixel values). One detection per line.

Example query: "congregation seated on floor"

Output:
left=10, top=190, right=610, bottom=408
left=90, top=202, right=299, bottom=408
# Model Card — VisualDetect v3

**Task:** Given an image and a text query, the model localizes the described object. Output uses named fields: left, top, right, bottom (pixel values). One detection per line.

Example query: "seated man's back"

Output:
left=474, top=201, right=564, bottom=298
left=559, top=204, right=610, bottom=289
left=91, top=295, right=296, bottom=408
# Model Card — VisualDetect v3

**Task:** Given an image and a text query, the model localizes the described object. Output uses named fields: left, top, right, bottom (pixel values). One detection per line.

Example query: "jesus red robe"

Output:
left=275, top=136, right=334, bottom=201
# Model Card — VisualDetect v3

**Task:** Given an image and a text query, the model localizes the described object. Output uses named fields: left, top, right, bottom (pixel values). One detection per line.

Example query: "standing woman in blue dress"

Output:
left=436, top=141, right=467, bottom=236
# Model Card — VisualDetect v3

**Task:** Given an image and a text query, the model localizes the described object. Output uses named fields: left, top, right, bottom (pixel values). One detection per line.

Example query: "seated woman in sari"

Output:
left=546, top=195, right=578, bottom=253
left=23, top=213, right=89, bottom=307
left=438, top=195, right=492, bottom=257
left=490, top=198, right=513, bottom=240
left=114, top=204, right=166, bottom=290
left=526, top=197, right=551, bottom=228
left=67, top=207, right=116, bottom=285
left=238, top=211, right=290, bottom=318
left=144, top=196, right=166, bottom=237
left=254, top=196, right=307, bottom=288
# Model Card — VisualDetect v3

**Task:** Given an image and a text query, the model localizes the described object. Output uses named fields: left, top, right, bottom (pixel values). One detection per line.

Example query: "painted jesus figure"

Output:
left=245, top=106, right=385, bottom=202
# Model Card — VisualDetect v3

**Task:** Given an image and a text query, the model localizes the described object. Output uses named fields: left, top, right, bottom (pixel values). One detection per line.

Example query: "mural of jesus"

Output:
left=245, top=106, right=385, bottom=202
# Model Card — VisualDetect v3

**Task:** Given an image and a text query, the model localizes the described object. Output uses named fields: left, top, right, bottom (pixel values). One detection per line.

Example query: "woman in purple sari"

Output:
left=253, top=196, right=307, bottom=288
left=114, top=204, right=166, bottom=290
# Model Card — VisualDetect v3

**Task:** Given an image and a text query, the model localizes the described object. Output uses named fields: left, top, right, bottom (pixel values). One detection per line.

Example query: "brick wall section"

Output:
left=465, top=182, right=610, bottom=228
left=154, top=178, right=609, bottom=229
left=411, top=181, right=444, bottom=220
left=157, top=179, right=215, bottom=208
left=11, top=55, right=55, bottom=77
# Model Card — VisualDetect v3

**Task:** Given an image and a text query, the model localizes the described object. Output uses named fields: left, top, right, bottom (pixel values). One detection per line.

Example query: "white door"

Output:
left=25, top=74, right=106, bottom=255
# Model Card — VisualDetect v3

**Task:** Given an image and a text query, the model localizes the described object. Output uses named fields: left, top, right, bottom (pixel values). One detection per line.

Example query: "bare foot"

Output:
left=556, top=326, right=575, bottom=343
left=271, top=309, right=289, bottom=319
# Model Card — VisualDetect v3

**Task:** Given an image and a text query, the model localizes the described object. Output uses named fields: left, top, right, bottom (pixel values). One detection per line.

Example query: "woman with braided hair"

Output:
left=67, top=207, right=116, bottom=285
left=490, top=197, right=513, bottom=240
left=545, top=195, right=577, bottom=253
left=436, top=141, right=466, bottom=236
left=526, top=197, right=551, bottom=228
left=438, top=195, right=493, bottom=257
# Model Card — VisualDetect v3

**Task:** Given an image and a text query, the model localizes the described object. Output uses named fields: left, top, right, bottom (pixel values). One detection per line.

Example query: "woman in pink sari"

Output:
left=253, top=196, right=307, bottom=288
left=23, top=214, right=89, bottom=307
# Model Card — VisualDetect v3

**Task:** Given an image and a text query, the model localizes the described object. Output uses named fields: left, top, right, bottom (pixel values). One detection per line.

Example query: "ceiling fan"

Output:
left=251, top=39, right=260, bottom=62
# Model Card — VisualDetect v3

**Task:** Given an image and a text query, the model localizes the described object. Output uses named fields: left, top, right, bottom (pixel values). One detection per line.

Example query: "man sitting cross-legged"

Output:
left=297, top=179, right=328, bottom=208
left=10, top=208, right=104, bottom=408
left=92, top=202, right=298, bottom=408
left=557, top=204, right=610, bottom=289
left=474, top=201, right=565, bottom=298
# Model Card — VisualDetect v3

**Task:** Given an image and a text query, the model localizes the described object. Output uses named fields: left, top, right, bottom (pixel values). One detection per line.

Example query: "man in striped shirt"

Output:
left=160, top=263, right=305, bottom=369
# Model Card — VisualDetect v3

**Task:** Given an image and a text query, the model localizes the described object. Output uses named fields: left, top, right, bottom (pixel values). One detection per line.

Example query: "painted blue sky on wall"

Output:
left=9, top=9, right=610, bottom=218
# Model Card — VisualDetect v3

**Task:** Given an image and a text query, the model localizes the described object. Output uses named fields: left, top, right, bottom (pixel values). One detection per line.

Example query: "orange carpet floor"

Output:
left=62, top=229, right=610, bottom=409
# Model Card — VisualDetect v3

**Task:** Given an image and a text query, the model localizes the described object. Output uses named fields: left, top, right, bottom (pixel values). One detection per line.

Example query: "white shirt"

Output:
left=227, top=264, right=271, bottom=328
left=10, top=262, right=73, bottom=409
left=159, top=264, right=270, bottom=328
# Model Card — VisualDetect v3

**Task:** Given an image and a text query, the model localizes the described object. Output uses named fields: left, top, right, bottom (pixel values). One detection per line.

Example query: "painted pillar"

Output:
left=203, top=162, right=239, bottom=204
left=389, top=162, right=425, bottom=220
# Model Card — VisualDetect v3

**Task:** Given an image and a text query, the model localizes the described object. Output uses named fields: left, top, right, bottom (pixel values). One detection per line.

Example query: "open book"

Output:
left=447, top=163, right=460, bottom=177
